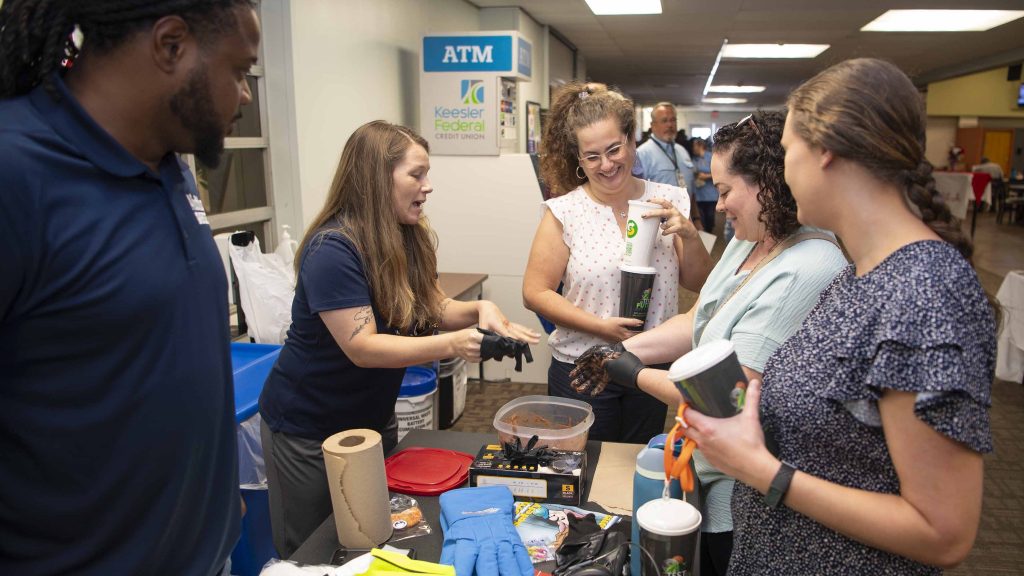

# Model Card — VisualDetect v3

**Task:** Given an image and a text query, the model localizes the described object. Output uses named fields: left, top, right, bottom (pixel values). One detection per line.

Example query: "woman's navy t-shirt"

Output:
left=260, top=230, right=405, bottom=441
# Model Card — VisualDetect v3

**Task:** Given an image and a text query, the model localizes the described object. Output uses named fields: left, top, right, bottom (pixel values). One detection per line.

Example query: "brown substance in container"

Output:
left=501, top=410, right=577, bottom=430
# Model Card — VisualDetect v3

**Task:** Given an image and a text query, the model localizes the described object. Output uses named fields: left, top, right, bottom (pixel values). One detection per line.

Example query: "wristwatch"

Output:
left=764, top=462, right=796, bottom=508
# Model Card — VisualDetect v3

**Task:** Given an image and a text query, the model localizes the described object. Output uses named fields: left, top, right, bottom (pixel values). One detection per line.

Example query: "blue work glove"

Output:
left=439, top=485, right=533, bottom=576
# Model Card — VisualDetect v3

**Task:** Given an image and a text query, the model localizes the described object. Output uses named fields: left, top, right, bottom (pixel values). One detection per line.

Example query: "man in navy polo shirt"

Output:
left=0, top=1, right=260, bottom=574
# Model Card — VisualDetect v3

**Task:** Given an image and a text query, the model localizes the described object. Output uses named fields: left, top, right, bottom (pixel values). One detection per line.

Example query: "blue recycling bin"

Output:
left=229, top=343, right=281, bottom=576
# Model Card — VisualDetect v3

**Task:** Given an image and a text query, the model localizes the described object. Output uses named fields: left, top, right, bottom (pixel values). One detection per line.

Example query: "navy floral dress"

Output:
left=729, top=241, right=995, bottom=575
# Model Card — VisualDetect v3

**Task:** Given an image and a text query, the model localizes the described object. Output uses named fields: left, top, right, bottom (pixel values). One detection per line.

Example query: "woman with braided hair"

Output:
left=1, top=1, right=259, bottom=574
left=682, top=58, right=996, bottom=574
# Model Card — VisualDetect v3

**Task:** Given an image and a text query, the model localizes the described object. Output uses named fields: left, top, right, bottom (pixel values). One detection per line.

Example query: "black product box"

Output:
left=468, top=444, right=587, bottom=506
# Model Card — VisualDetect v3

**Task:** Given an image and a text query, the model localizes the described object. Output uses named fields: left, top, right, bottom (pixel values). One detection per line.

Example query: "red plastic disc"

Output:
left=385, top=447, right=473, bottom=496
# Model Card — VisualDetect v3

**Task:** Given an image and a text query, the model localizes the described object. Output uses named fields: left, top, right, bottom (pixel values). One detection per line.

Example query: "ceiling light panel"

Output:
left=722, top=44, right=830, bottom=59
left=708, top=85, right=766, bottom=93
left=861, top=10, right=1024, bottom=32
left=585, top=0, right=662, bottom=16
left=703, top=97, right=748, bottom=104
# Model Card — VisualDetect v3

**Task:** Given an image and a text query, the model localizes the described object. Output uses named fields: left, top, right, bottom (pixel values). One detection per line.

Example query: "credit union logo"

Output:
left=626, top=219, right=638, bottom=238
left=461, top=79, right=484, bottom=104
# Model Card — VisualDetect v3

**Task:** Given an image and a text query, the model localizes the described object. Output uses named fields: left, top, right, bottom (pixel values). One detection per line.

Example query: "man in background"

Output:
left=0, top=1, right=260, bottom=573
left=636, top=102, right=702, bottom=229
left=972, top=156, right=1005, bottom=181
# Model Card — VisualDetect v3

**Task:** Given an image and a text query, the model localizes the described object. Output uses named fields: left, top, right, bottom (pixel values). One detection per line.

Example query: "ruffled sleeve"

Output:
left=819, top=251, right=995, bottom=453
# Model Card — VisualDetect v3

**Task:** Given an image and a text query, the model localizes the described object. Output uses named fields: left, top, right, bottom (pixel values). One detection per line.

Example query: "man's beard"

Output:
left=169, top=64, right=227, bottom=168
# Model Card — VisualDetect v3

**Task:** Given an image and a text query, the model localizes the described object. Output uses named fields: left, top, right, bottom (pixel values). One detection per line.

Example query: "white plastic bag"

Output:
left=238, top=413, right=267, bottom=488
left=229, top=236, right=296, bottom=345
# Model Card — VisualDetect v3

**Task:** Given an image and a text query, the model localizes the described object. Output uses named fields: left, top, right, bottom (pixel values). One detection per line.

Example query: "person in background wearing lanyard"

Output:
left=637, top=102, right=702, bottom=230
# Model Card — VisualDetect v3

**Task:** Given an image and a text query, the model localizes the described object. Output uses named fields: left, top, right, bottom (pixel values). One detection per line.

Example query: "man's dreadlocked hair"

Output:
left=0, top=0, right=256, bottom=99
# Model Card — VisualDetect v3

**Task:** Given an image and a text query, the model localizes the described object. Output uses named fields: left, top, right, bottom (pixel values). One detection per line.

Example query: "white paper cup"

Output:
left=668, top=339, right=748, bottom=418
left=635, top=497, right=702, bottom=575
left=624, top=200, right=661, bottom=267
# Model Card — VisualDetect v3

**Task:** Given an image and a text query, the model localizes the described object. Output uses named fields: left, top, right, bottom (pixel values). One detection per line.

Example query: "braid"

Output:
left=0, top=0, right=75, bottom=98
left=0, top=0, right=255, bottom=99
left=904, top=160, right=973, bottom=259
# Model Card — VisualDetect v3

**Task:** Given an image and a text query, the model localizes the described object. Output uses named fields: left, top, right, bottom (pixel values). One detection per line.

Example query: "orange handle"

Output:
left=663, top=403, right=697, bottom=493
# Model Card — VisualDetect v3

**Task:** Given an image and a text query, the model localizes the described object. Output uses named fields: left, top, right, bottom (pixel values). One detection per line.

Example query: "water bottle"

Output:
left=274, top=225, right=299, bottom=265
left=632, top=434, right=683, bottom=576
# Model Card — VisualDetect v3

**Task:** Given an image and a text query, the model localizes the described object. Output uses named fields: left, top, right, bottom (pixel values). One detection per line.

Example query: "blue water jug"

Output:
left=632, top=434, right=683, bottom=576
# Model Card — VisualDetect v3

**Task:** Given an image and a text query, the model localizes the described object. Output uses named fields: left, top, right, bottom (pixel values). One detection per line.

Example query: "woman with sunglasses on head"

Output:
left=682, top=59, right=996, bottom=574
left=523, top=82, right=713, bottom=443
left=570, top=109, right=847, bottom=576
left=259, top=121, right=539, bottom=558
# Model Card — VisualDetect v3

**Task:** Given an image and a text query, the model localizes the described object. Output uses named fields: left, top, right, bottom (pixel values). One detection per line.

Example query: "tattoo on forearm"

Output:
left=350, top=306, right=372, bottom=340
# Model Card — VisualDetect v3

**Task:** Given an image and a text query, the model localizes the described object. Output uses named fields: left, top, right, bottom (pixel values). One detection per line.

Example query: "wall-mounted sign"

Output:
left=421, top=31, right=532, bottom=156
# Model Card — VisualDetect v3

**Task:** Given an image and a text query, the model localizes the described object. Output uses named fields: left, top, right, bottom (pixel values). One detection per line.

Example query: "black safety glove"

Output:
left=570, top=343, right=643, bottom=396
left=477, top=328, right=534, bottom=371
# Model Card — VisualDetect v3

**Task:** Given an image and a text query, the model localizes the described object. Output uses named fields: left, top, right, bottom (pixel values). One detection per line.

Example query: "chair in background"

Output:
left=998, top=180, right=1024, bottom=225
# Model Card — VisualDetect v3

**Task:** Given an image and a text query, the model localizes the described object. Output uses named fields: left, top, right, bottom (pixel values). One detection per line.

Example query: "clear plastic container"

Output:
left=492, top=395, right=595, bottom=451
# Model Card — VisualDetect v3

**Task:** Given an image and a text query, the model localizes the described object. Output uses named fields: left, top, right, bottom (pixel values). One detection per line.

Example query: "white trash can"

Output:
left=395, top=366, right=438, bottom=441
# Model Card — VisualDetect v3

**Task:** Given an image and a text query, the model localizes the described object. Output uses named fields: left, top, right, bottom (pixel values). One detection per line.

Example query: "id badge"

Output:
left=674, top=170, right=687, bottom=191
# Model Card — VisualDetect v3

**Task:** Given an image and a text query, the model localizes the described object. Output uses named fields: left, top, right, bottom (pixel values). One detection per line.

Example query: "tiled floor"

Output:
left=451, top=209, right=1024, bottom=574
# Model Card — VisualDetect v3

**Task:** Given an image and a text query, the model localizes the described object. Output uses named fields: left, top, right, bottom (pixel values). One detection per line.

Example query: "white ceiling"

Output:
left=466, top=0, right=1024, bottom=109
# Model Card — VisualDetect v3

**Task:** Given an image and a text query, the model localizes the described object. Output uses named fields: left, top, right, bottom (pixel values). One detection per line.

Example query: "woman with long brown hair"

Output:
left=683, top=59, right=995, bottom=574
left=259, top=120, right=538, bottom=557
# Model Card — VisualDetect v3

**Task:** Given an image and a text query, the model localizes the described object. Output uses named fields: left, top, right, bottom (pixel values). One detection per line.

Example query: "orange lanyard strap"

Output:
left=663, top=402, right=697, bottom=493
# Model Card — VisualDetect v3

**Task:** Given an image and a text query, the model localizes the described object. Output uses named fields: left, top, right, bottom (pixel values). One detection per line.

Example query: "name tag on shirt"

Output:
left=674, top=170, right=687, bottom=191
left=187, top=194, right=210, bottom=226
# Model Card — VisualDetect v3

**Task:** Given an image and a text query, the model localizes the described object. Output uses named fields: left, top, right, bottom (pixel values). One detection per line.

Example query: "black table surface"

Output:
left=289, top=429, right=628, bottom=568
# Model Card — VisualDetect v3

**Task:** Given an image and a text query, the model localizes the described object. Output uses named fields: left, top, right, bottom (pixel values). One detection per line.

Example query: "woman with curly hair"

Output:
left=523, top=82, right=712, bottom=444
left=570, top=110, right=847, bottom=576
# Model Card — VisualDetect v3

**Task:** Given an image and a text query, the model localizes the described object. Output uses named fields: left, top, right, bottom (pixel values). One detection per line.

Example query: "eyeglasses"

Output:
left=578, top=140, right=628, bottom=168
left=737, top=114, right=765, bottom=144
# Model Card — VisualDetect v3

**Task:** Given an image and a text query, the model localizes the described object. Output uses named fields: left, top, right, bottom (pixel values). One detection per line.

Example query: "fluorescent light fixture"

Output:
left=861, top=10, right=1024, bottom=32
left=585, top=0, right=662, bottom=16
left=708, top=85, right=766, bottom=93
left=722, top=44, right=829, bottom=59
left=702, top=39, right=728, bottom=96
left=703, top=97, right=747, bottom=104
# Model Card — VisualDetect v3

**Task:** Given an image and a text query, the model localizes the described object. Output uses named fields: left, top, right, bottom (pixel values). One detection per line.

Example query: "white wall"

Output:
left=288, top=0, right=479, bottom=226
left=548, top=34, right=575, bottom=86
left=479, top=7, right=549, bottom=153
left=925, top=117, right=958, bottom=170
left=427, top=154, right=550, bottom=383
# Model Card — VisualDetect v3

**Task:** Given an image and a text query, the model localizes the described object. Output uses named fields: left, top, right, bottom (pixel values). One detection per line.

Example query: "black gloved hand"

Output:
left=477, top=328, right=534, bottom=372
left=553, top=519, right=628, bottom=576
left=570, top=343, right=643, bottom=396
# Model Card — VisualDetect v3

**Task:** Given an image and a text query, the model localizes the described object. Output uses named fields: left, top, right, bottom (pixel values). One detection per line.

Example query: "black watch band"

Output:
left=764, top=462, right=796, bottom=508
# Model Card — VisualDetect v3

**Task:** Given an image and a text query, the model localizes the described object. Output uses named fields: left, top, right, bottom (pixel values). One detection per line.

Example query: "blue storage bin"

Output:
left=231, top=342, right=281, bottom=424
left=229, top=343, right=282, bottom=576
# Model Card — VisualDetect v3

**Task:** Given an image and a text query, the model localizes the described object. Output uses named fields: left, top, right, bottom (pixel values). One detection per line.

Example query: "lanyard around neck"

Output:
left=656, top=138, right=679, bottom=170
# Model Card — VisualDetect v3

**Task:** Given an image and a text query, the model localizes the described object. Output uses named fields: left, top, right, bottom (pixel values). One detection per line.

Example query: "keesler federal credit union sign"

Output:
left=420, top=32, right=532, bottom=155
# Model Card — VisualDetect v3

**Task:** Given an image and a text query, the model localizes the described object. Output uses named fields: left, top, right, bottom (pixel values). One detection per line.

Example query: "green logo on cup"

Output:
left=626, top=219, right=638, bottom=238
